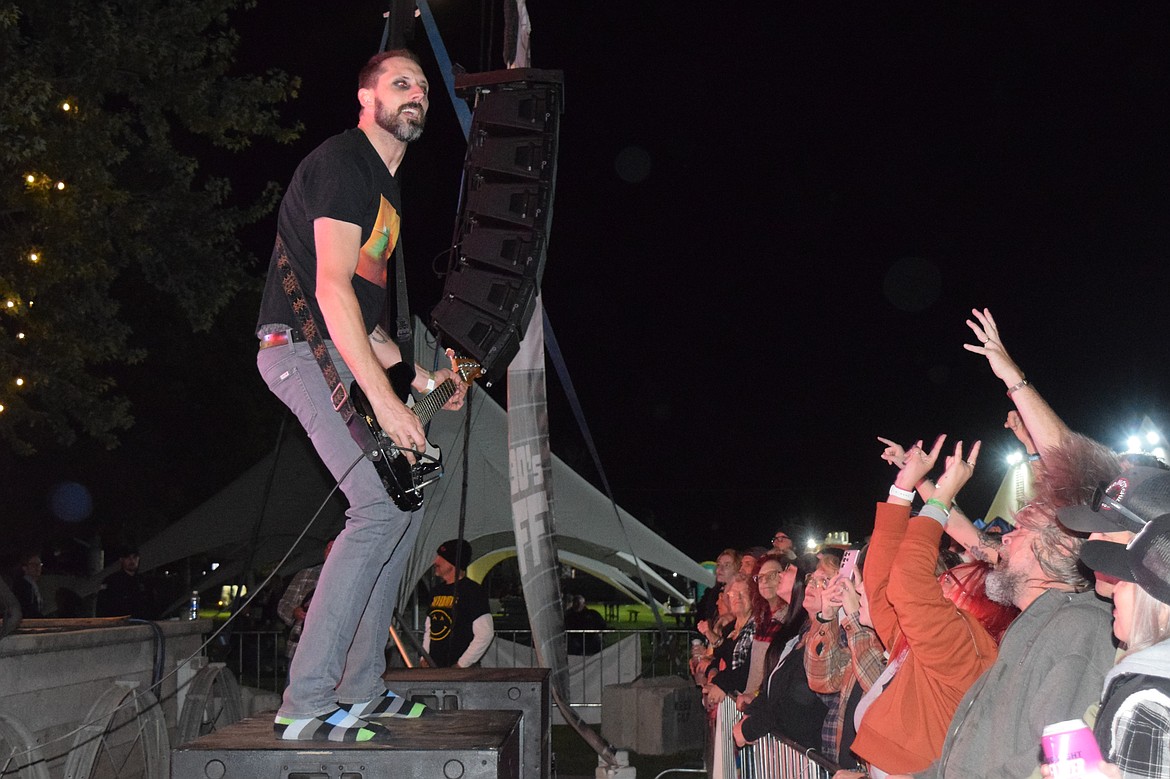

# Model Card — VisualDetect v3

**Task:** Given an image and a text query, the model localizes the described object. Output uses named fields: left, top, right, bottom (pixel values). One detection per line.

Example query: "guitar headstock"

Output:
left=447, top=349, right=483, bottom=385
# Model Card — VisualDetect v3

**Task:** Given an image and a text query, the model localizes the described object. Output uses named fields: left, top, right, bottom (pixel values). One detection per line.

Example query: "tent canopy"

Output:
left=119, top=324, right=713, bottom=609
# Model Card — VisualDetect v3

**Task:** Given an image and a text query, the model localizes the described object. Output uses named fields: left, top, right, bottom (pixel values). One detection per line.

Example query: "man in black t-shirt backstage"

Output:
left=423, top=539, right=495, bottom=668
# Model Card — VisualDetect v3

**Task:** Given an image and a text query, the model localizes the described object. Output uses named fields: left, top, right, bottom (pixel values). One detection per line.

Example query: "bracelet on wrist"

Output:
left=888, top=484, right=916, bottom=502
left=925, top=497, right=951, bottom=516
left=1005, top=377, right=1030, bottom=396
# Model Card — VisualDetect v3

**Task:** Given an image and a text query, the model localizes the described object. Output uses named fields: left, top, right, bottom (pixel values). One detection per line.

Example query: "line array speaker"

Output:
left=430, top=68, right=564, bottom=377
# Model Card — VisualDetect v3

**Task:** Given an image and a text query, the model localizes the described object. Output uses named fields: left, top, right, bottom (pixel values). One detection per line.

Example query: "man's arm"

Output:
left=314, top=217, right=427, bottom=457
left=964, top=308, right=1072, bottom=455
left=455, top=614, right=495, bottom=668
left=368, top=326, right=467, bottom=407
left=277, top=570, right=312, bottom=626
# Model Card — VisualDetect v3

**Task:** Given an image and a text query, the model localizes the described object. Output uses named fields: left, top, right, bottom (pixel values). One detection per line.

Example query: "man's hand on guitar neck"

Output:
left=409, top=348, right=468, bottom=411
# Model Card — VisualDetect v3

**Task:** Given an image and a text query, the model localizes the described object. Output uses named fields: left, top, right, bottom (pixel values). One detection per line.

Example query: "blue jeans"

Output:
left=257, top=335, right=422, bottom=719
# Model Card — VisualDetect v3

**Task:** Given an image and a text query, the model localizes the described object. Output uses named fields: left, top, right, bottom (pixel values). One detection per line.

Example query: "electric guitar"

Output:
left=349, top=353, right=482, bottom=512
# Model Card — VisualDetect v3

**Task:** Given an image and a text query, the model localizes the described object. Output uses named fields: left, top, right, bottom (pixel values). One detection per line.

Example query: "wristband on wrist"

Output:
left=888, top=484, right=916, bottom=502
left=1005, top=377, right=1030, bottom=396
left=424, top=372, right=436, bottom=392
left=925, top=497, right=951, bottom=516
left=1028, top=452, right=1041, bottom=462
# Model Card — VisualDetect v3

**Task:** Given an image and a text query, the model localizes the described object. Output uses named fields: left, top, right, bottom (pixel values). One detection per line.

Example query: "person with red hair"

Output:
left=845, top=435, right=1019, bottom=777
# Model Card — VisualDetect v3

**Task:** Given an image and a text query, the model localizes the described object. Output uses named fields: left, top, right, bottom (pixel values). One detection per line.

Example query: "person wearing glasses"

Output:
left=771, top=530, right=796, bottom=560
left=734, top=551, right=838, bottom=752
left=703, top=574, right=759, bottom=708
left=737, top=553, right=793, bottom=704
left=848, top=436, right=1019, bottom=778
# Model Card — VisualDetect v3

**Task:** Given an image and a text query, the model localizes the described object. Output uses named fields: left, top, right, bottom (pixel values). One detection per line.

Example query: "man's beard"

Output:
left=376, top=98, right=426, bottom=142
left=985, top=565, right=1024, bottom=607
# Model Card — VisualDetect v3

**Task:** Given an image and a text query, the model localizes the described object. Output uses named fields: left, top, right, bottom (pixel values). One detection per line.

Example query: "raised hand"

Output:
left=896, top=435, right=946, bottom=491
left=1004, top=410, right=1037, bottom=454
left=876, top=436, right=908, bottom=468
left=826, top=574, right=861, bottom=615
left=933, top=440, right=981, bottom=506
left=963, top=308, right=1025, bottom=386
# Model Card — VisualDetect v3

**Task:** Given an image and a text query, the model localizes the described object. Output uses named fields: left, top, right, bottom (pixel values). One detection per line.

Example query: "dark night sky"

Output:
left=7, top=3, right=1170, bottom=566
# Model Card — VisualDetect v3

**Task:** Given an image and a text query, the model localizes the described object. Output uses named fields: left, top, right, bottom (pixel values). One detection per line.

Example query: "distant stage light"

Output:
left=1005, top=452, right=1023, bottom=465
left=1147, top=431, right=1161, bottom=446
left=805, top=537, right=817, bottom=550
left=1155, top=447, right=1167, bottom=461
left=1127, top=435, right=1142, bottom=452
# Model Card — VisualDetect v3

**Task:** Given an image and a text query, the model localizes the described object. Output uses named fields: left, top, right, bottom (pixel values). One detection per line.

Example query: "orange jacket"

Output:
left=850, top=502, right=1000, bottom=774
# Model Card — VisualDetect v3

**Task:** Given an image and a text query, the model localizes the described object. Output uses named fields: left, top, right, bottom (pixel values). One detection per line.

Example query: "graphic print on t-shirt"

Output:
left=429, top=594, right=455, bottom=640
left=355, top=194, right=400, bottom=289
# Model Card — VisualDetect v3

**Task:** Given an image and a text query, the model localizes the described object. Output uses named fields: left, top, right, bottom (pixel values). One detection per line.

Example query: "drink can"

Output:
left=1041, top=719, right=1102, bottom=778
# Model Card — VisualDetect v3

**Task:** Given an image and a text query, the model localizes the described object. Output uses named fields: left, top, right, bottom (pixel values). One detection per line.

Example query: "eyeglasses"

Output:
left=1090, top=482, right=1149, bottom=533
left=772, top=534, right=790, bottom=542
left=805, top=574, right=830, bottom=589
left=753, top=571, right=782, bottom=584
left=715, top=562, right=737, bottom=570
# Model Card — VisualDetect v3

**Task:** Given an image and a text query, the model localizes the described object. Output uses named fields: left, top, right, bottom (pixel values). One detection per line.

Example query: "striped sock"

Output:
left=273, top=707, right=391, bottom=742
left=344, top=689, right=428, bottom=719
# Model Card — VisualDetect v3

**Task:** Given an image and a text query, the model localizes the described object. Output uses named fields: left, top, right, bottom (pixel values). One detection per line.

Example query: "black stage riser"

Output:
left=171, top=709, right=521, bottom=779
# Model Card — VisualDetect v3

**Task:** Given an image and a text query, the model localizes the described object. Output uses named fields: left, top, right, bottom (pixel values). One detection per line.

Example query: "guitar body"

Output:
left=349, top=356, right=482, bottom=512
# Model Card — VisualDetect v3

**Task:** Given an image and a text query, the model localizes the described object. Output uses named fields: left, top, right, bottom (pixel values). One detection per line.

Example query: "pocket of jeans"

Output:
left=262, top=359, right=318, bottom=433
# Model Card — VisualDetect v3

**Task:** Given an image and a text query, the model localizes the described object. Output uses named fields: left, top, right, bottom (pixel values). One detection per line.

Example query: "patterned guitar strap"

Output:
left=274, top=235, right=380, bottom=456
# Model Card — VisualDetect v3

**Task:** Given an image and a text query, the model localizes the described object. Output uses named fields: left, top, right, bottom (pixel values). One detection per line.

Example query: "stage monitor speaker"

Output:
left=431, top=69, right=563, bottom=379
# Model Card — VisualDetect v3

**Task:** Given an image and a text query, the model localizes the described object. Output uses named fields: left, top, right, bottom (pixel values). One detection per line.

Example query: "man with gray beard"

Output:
left=888, top=436, right=1120, bottom=779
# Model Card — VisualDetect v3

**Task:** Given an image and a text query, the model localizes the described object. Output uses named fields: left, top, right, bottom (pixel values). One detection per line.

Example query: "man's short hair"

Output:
left=358, top=49, right=422, bottom=90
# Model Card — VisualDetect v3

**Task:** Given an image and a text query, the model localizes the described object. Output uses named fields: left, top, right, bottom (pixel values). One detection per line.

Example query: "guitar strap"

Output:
left=389, top=239, right=414, bottom=370
left=274, top=235, right=379, bottom=455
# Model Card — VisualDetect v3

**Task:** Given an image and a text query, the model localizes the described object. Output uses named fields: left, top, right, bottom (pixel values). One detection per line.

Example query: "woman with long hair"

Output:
left=733, top=553, right=837, bottom=750
left=1069, top=514, right=1170, bottom=779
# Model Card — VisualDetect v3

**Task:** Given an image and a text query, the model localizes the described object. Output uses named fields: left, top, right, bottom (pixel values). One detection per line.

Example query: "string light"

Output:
left=5, top=300, right=14, bottom=309
left=15, top=378, right=24, bottom=387
left=17, top=333, right=25, bottom=339
left=61, top=102, right=71, bottom=112
left=25, top=174, right=35, bottom=184
left=56, top=181, right=66, bottom=190
left=0, top=404, right=5, bottom=413
left=29, top=252, right=39, bottom=262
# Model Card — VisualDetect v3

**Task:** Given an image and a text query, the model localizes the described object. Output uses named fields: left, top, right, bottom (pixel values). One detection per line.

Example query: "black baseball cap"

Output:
left=1081, top=514, right=1170, bottom=607
left=1056, top=467, right=1170, bottom=534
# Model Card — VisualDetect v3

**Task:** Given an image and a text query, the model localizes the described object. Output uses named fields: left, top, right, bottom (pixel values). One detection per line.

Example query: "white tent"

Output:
left=117, top=325, right=713, bottom=611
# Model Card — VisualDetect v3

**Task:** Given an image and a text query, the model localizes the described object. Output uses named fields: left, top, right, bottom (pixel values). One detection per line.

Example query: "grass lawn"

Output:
left=552, top=724, right=705, bottom=777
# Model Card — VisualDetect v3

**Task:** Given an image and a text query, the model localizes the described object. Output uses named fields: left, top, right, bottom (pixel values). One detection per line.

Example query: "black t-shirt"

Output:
left=427, top=577, right=491, bottom=667
left=256, top=128, right=404, bottom=338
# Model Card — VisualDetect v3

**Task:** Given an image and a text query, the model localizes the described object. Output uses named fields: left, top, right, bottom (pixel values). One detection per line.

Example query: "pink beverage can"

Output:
left=1041, top=719, right=1103, bottom=778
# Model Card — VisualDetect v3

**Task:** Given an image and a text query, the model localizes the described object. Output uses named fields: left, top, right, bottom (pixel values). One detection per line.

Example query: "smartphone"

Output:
left=839, top=549, right=859, bottom=581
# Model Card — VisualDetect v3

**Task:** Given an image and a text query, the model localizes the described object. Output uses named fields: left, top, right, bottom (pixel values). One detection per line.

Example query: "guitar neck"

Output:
left=413, top=379, right=458, bottom=425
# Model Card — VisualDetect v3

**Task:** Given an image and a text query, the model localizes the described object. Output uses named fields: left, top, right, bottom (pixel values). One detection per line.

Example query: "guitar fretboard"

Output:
left=413, top=379, right=457, bottom=425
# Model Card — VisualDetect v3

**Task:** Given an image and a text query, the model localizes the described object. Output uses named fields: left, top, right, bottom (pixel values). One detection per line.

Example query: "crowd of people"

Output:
left=688, top=309, right=1170, bottom=779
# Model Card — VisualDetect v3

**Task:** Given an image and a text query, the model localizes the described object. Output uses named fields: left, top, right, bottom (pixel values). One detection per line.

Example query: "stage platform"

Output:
left=383, top=667, right=550, bottom=778
left=172, top=709, right=522, bottom=778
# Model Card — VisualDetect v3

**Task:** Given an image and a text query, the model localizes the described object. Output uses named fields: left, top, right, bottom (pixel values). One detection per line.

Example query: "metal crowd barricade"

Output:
left=714, top=696, right=839, bottom=779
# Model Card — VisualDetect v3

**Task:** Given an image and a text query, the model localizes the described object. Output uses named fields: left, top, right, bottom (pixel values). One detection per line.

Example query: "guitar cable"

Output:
left=2, top=451, right=368, bottom=766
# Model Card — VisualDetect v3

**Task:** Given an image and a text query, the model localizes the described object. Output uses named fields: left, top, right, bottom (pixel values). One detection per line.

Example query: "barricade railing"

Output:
left=713, top=696, right=839, bottom=779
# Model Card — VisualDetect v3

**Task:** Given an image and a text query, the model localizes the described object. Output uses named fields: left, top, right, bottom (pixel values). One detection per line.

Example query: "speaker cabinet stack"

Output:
left=430, top=68, right=564, bottom=378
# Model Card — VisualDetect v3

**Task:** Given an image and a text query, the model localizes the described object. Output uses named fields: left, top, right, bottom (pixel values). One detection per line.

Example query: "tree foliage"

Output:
left=0, top=0, right=300, bottom=453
